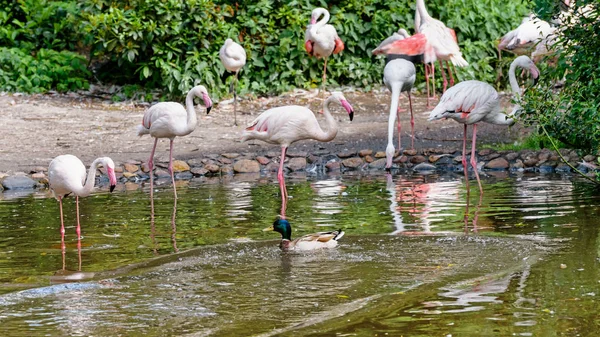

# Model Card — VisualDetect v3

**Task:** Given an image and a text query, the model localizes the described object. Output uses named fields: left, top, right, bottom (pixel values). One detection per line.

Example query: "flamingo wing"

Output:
left=372, top=33, right=427, bottom=56
left=429, top=80, right=499, bottom=124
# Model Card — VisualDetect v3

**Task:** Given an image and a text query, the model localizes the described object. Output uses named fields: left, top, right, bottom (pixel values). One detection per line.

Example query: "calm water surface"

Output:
left=0, top=172, right=598, bottom=336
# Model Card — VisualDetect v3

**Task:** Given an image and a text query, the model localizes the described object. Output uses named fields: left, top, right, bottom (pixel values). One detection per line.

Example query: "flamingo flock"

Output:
left=47, top=0, right=559, bottom=252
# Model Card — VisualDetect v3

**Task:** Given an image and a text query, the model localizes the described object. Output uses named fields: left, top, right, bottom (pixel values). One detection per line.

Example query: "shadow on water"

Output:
left=0, top=172, right=598, bottom=336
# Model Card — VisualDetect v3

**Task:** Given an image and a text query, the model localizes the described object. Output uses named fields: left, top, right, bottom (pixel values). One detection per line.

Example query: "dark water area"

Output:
left=0, top=172, right=598, bottom=336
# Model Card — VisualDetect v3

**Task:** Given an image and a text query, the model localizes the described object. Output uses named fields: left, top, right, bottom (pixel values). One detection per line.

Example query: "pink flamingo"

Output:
left=383, top=58, right=416, bottom=169
left=373, top=0, right=468, bottom=108
left=219, top=38, right=246, bottom=126
left=137, top=85, right=213, bottom=199
left=428, top=56, right=539, bottom=194
left=241, top=92, right=354, bottom=201
left=304, top=7, right=345, bottom=101
left=48, top=154, right=117, bottom=240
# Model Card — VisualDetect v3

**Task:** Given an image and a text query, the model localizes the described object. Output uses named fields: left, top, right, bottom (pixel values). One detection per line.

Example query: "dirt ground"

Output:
left=0, top=89, right=528, bottom=173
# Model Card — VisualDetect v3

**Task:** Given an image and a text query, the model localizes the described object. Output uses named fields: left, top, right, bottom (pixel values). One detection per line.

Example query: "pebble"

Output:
left=287, top=151, right=307, bottom=158
left=337, top=150, right=356, bottom=158
left=2, top=176, right=37, bottom=190
left=325, top=161, right=341, bottom=172
left=172, top=160, right=191, bottom=172
left=233, top=159, right=260, bottom=173
left=369, top=158, right=387, bottom=169
left=287, top=158, right=307, bottom=171
left=222, top=153, right=240, bottom=159
left=358, top=149, right=373, bottom=157
left=205, top=164, right=221, bottom=173
left=374, top=151, right=386, bottom=158
left=256, top=156, right=270, bottom=165
left=124, top=163, right=139, bottom=173
left=485, top=158, right=509, bottom=170
left=191, top=167, right=209, bottom=176
left=410, top=155, right=427, bottom=164
left=342, top=157, right=364, bottom=169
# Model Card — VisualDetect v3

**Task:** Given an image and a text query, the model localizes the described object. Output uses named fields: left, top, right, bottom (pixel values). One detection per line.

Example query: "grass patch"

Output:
left=481, top=132, right=568, bottom=152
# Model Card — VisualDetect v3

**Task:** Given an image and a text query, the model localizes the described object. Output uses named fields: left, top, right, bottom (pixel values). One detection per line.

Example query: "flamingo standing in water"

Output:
left=373, top=0, right=468, bottom=108
left=241, top=92, right=354, bottom=201
left=383, top=58, right=416, bottom=169
left=304, top=7, right=345, bottom=102
left=219, top=38, right=246, bottom=126
left=428, top=56, right=539, bottom=194
left=48, top=154, right=117, bottom=240
left=137, top=85, right=213, bottom=199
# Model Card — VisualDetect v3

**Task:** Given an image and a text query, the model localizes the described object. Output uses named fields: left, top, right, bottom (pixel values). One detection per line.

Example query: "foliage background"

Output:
left=1, top=0, right=530, bottom=99
left=521, top=0, right=599, bottom=155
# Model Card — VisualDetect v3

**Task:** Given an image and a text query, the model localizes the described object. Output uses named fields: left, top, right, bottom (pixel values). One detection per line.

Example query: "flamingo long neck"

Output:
left=311, top=9, right=330, bottom=35
left=76, top=158, right=103, bottom=197
left=508, top=61, right=522, bottom=99
left=184, top=89, right=199, bottom=134
left=416, top=0, right=432, bottom=22
left=313, top=97, right=339, bottom=142
left=387, top=84, right=401, bottom=152
left=414, top=8, right=421, bottom=32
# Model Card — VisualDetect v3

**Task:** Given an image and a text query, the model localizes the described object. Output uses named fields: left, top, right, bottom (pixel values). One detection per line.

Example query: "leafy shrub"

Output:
left=78, top=0, right=531, bottom=99
left=521, top=0, right=600, bottom=155
left=0, top=47, right=89, bottom=92
left=0, top=0, right=89, bottom=92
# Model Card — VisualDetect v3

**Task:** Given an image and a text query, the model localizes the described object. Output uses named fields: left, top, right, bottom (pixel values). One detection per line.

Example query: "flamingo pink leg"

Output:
left=168, top=139, right=178, bottom=199
left=59, top=196, right=66, bottom=271
left=470, top=124, right=483, bottom=194
left=430, top=62, right=436, bottom=100
left=397, top=95, right=407, bottom=113
left=278, top=147, right=288, bottom=202
left=408, top=92, right=415, bottom=150
left=439, top=60, right=448, bottom=93
left=76, top=196, right=81, bottom=239
left=77, top=236, right=82, bottom=271
left=462, top=124, right=470, bottom=192
left=446, top=61, right=456, bottom=87
left=171, top=198, right=179, bottom=253
left=148, top=138, right=158, bottom=200
left=58, top=196, right=65, bottom=240
left=424, top=64, right=433, bottom=109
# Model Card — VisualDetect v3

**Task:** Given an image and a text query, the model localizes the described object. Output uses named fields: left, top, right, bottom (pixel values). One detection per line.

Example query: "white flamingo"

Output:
left=48, top=154, right=117, bottom=240
left=428, top=56, right=540, bottom=194
left=241, top=92, right=354, bottom=201
left=219, top=38, right=246, bottom=126
left=373, top=0, right=468, bottom=108
left=137, top=85, right=213, bottom=199
left=503, top=16, right=555, bottom=55
left=383, top=58, right=416, bottom=169
left=304, top=7, right=345, bottom=101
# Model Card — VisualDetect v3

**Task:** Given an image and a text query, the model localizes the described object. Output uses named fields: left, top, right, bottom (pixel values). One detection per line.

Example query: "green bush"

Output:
left=0, top=47, right=89, bottom=92
left=521, top=0, right=600, bottom=155
left=78, top=0, right=531, bottom=99
left=0, top=0, right=89, bottom=92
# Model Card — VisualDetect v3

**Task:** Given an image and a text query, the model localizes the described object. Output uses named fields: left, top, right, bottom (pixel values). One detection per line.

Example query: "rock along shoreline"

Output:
left=1, top=147, right=598, bottom=193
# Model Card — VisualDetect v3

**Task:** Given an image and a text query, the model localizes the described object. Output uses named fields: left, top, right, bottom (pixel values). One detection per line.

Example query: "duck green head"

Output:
left=264, top=218, right=292, bottom=241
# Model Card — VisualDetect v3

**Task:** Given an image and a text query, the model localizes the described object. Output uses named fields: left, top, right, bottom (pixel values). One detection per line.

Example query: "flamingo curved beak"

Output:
left=341, top=99, right=354, bottom=121
left=203, top=93, right=213, bottom=114
left=530, top=65, right=540, bottom=85
left=107, top=167, right=117, bottom=192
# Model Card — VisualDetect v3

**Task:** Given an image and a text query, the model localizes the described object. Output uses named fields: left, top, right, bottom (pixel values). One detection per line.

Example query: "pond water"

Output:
left=0, top=172, right=598, bottom=336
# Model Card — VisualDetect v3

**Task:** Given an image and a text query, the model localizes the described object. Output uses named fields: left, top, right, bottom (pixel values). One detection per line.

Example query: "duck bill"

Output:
left=263, top=227, right=274, bottom=232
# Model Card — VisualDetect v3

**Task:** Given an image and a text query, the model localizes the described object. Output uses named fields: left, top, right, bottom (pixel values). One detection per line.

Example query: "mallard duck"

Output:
left=264, top=218, right=345, bottom=251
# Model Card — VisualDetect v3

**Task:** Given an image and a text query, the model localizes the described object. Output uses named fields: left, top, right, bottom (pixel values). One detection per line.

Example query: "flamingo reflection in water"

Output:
left=385, top=174, right=483, bottom=234
left=149, top=195, right=179, bottom=255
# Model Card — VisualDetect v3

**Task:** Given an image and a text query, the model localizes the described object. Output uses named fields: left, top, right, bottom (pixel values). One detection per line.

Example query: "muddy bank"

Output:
left=1, top=88, right=528, bottom=175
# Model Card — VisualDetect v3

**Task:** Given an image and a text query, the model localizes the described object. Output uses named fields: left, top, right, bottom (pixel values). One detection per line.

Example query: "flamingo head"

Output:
left=264, top=218, right=292, bottom=241
left=332, top=92, right=354, bottom=121
left=428, top=107, right=451, bottom=122
left=514, top=56, right=540, bottom=85
left=385, top=143, right=395, bottom=170
left=101, top=157, right=117, bottom=192
left=310, top=7, right=326, bottom=25
left=193, top=85, right=213, bottom=114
